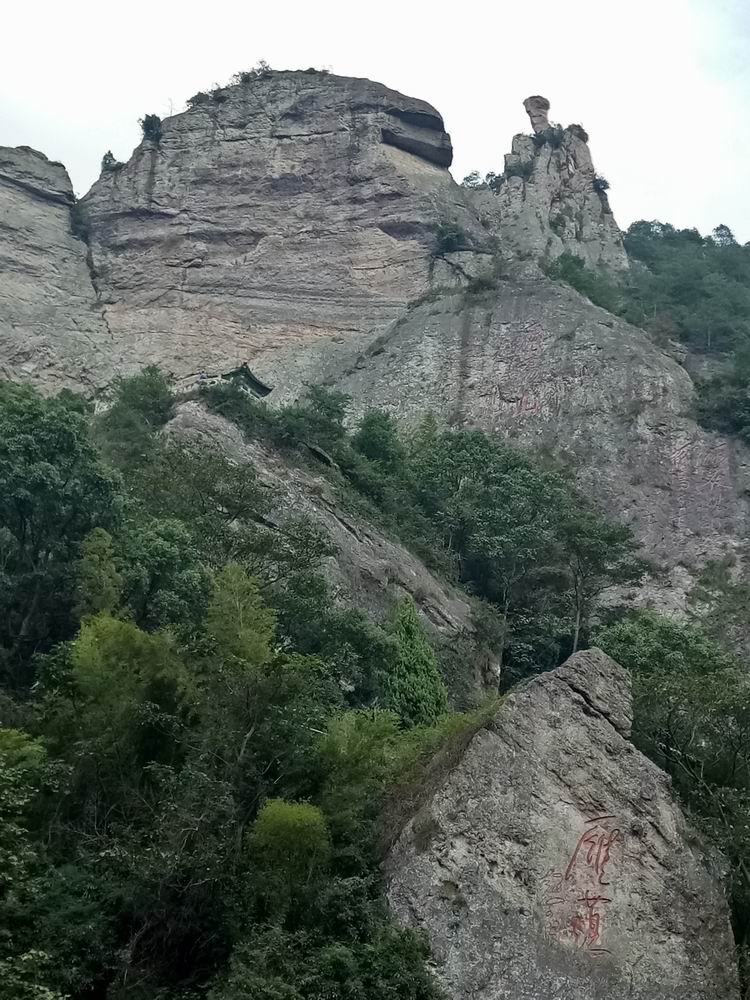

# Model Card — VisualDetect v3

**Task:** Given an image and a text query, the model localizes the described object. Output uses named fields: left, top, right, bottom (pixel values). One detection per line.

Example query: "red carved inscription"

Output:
left=540, top=815, right=624, bottom=958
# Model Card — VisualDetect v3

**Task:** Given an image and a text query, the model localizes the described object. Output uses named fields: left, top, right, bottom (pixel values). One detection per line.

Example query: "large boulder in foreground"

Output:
left=386, top=649, right=739, bottom=1000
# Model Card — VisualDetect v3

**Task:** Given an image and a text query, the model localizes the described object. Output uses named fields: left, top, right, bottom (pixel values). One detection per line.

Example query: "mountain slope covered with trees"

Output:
left=0, top=366, right=749, bottom=998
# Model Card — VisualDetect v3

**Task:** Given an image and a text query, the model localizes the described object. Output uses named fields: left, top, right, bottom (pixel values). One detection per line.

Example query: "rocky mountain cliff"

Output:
left=387, top=649, right=739, bottom=1000
left=1, top=68, right=746, bottom=1000
left=79, top=71, right=485, bottom=395
left=1, top=71, right=747, bottom=605
left=0, top=146, right=110, bottom=390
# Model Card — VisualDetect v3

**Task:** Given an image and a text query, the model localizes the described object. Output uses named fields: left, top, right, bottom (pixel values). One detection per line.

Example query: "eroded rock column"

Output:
left=523, top=94, right=551, bottom=133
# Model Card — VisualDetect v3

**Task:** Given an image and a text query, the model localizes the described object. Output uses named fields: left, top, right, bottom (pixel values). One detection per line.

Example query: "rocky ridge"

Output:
left=78, top=71, right=487, bottom=399
left=386, top=648, right=739, bottom=1000
left=1, top=74, right=749, bottom=598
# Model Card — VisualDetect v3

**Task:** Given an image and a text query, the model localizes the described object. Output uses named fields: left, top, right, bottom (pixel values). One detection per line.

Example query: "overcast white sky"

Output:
left=2, top=0, right=748, bottom=241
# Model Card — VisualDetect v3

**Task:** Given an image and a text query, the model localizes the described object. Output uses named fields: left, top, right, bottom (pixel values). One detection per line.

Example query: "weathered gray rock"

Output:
left=0, top=146, right=110, bottom=392
left=523, top=95, right=551, bottom=134
left=80, top=71, right=488, bottom=399
left=335, top=276, right=750, bottom=584
left=469, top=98, right=628, bottom=270
left=1, top=74, right=748, bottom=606
left=386, top=648, right=739, bottom=1000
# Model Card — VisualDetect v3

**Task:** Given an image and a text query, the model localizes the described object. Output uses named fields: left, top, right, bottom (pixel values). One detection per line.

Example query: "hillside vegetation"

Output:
left=1, top=370, right=749, bottom=998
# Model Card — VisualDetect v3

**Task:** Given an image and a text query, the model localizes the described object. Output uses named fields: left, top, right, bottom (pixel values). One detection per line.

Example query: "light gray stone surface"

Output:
left=469, top=97, right=628, bottom=270
left=523, top=95, right=551, bottom=134
left=80, top=70, right=488, bottom=398
left=0, top=146, right=110, bottom=391
left=386, top=648, right=739, bottom=1000
left=1, top=75, right=748, bottom=603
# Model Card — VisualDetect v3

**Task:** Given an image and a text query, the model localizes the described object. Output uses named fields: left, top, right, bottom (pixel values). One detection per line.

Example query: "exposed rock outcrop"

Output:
left=386, top=648, right=739, bottom=1000
left=1, top=73, right=749, bottom=603
left=80, top=71, right=487, bottom=398
left=0, top=146, right=109, bottom=392
left=469, top=96, right=628, bottom=270
left=523, top=95, right=551, bottom=134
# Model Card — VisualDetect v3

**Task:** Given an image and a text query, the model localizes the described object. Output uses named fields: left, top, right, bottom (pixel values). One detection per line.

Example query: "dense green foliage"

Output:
left=623, top=222, right=750, bottom=354
left=205, top=383, right=644, bottom=683
left=384, top=601, right=449, bottom=726
left=0, top=374, right=470, bottom=999
left=0, top=383, right=119, bottom=688
left=2, top=367, right=745, bottom=996
left=696, top=346, right=750, bottom=444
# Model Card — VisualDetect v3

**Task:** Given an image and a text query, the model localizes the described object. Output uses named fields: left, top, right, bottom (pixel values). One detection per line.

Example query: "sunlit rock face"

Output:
left=386, top=649, right=740, bottom=1000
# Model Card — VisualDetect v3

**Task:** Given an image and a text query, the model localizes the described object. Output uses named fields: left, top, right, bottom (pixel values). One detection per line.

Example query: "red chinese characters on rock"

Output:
left=541, top=815, right=624, bottom=959
left=570, top=891, right=612, bottom=957
left=565, top=816, right=622, bottom=887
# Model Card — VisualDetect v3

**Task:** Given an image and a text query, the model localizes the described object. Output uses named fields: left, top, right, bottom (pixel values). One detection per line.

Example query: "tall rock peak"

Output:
left=470, top=95, right=628, bottom=270
left=523, top=94, right=551, bottom=133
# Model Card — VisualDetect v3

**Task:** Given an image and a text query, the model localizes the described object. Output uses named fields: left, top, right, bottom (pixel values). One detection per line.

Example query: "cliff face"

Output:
left=79, top=71, right=487, bottom=397
left=1, top=77, right=749, bottom=595
left=484, top=126, right=627, bottom=270
left=0, top=146, right=109, bottom=391
left=1, top=71, right=745, bottom=998
left=387, top=649, right=739, bottom=1000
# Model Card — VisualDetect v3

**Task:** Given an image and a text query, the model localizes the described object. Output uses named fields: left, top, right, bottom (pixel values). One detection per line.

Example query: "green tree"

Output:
left=384, top=601, right=448, bottom=727
left=0, top=383, right=119, bottom=685
left=207, top=563, right=277, bottom=665
left=594, top=611, right=735, bottom=677
left=0, top=731, right=63, bottom=1000
left=139, top=114, right=162, bottom=142
left=96, top=365, right=174, bottom=469
left=352, top=411, right=406, bottom=473
left=249, top=799, right=331, bottom=918
left=696, top=345, right=750, bottom=443
left=623, top=220, right=750, bottom=354
left=557, top=507, right=643, bottom=652
left=595, top=612, right=750, bottom=967
left=73, top=527, right=123, bottom=619
left=132, top=441, right=272, bottom=565
left=64, top=615, right=193, bottom=776
left=209, top=921, right=440, bottom=1000
left=118, top=517, right=212, bottom=630
left=277, top=387, right=350, bottom=451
